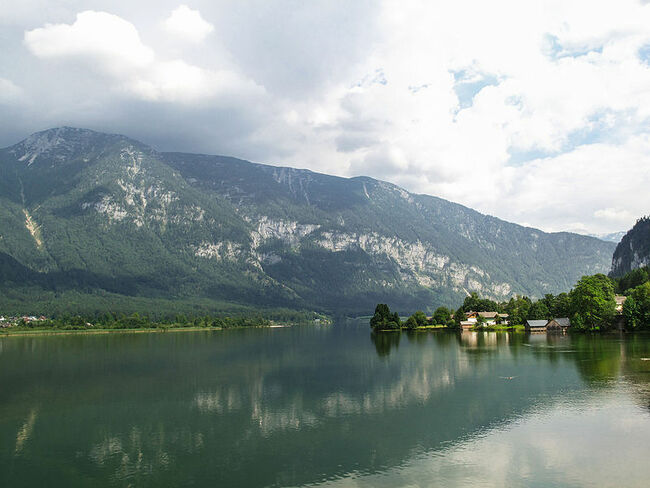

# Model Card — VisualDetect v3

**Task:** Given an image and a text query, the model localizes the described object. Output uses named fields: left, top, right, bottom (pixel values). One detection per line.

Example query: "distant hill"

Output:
left=0, top=127, right=616, bottom=315
left=610, top=217, right=650, bottom=277
left=590, top=231, right=626, bottom=243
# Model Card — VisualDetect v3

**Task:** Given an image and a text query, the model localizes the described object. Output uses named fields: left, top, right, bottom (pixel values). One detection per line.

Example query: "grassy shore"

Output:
left=480, top=324, right=526, bottom=331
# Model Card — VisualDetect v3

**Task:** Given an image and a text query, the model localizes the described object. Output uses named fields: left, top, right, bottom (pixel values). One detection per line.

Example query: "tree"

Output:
left=569, top=274, right=617, bottom=329
left=617, top=266, right=649, bottom=294
left=432, top=306, right=451, bottom=325
left=527, top=301, right=550, bottom=320
left=392, top=312, right=402, bottom=328
left=504, top=295, right=532, bottom=325
left=474, top=315, right=486, bottom=328
left=622, top=295, right=639, bottom=330
left=571, top=312, right=585, bottom=331
left=540, top=294, right=556, bottom=314
left=623, top=282, right=650, bottom=330
left=462, top=293, right=480, bottom=312
left=370, top=304, right=391, bottom=329
left=453, top=307, right=464, bottom=328
left=412, top=310, right=429, bottom=327
left=370, top=304, right=400, bottom=330
left=405, top=316, right=418, bottom=329
left=552, top=293, right=572, bottom=318
left=462, top=292, right=500, bottom=312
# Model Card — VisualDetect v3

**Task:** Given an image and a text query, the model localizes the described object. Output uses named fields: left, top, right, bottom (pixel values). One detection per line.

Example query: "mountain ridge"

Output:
left=0, top=127, right=616, bottom=315
left=610, top=217, right=650, bottom=277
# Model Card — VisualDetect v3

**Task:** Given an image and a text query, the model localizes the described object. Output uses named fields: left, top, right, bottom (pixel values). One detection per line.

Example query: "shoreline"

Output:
left=0, top=324, right=303, bottom=337
left=372, top=325, right=526, bottom=332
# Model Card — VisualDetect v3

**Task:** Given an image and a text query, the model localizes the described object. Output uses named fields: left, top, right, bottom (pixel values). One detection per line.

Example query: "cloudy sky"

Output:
left=1, top=1, right=649, bottom=235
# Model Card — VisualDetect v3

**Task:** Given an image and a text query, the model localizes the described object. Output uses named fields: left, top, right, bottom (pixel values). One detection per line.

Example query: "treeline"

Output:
left=370, top=303, right=454, bottom=330
left=616, top=266, right=650, bottom=330
left=371, top=268, right=650, bottom=332
left=452, top=274, right=617, bottom=330
left=5, top=309, right=324, bottom=331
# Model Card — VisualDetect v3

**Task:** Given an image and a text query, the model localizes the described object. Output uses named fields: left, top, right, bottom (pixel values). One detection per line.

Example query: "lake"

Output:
left=1, top=325, right=650, bottom=487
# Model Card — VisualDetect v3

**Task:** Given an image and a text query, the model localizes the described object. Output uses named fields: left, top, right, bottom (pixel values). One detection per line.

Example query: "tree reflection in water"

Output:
left=371, top=330, right=401, bottom=357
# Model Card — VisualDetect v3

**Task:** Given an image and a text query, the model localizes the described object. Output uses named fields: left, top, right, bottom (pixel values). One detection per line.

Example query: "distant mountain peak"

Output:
left=8, top=126, right=152, bottom=167
left=588, top=231, right=626, bottom=243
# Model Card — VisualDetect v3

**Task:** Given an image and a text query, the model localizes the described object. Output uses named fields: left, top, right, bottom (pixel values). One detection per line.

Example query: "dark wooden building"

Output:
left=547, top=317, right=571, bottom=332
left=525, top=319, right=548, bottom=332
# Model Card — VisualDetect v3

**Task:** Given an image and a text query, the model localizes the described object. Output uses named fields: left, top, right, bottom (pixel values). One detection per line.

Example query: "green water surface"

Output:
left=1, top=325, right=649, bottom=487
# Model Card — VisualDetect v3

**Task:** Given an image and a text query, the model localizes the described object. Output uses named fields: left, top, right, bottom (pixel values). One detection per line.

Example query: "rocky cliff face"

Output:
left=0, top=127, right=616, bottom=314
left=610, top=217, right=650, bottom=277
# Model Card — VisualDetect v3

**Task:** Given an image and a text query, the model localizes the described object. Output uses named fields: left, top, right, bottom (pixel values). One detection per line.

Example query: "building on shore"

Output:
left=615, top=295, right=627, bottom=313
left=460, top=320, right=474, bottom=330
left=547, top=317, right=571, bottom=332
left=464, top=312, right=479, bottom=324
left=525, top=319, right=548, bottom=332
left=464, top=311, right=509, bottom=326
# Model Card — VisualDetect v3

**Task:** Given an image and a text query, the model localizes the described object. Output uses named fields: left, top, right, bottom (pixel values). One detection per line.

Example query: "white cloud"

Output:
left=278, top=0, right=650, bottom=234
left=23, top=10, right=262, bottom=104
left=594, top=208, right=635, bottom=224
left=129, top=59, right=264, bottom=103
left=24, top=11, right=154, bottom=73
left=490, top=136, right=650, bottom=234
left=163, top=5, right=214, bottom=43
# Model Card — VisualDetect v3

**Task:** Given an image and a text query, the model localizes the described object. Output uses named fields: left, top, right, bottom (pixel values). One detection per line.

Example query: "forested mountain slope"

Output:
left=610, top=217, right=650, bottom=277
left=0, top=128, right=615, bottom=315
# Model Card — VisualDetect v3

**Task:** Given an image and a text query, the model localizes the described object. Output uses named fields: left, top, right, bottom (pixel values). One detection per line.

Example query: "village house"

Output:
left=547, top=317, right=571, bottom=332
left=479, top=312, right=510, bottom=325
left=525, top=319, right=548, bottom=332
left=464, top=311, right=509, bottom=326
left=460, top=320, right=474, bottom=330
left=526, top=317, right=572, bottom=333
left=464, top=311, right=479, bottom=323
left=478, top=311, right=499, bottom=325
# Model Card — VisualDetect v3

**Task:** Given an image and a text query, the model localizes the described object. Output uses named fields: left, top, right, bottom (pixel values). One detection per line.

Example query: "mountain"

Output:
left=590, top=231, right=626, bottom=243
left=0, top=127, right=616, bottom=316
left=610, top=217, right=650, bottom=277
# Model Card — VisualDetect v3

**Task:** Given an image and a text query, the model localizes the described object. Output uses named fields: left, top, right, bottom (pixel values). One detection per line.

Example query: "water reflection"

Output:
left=296, top=392, right=650, bottom=488
left=370, top=330, right=401, bottom=357
left=14, top=408, right=37, bottom=455
left=0, top=327, right=649, bottom=487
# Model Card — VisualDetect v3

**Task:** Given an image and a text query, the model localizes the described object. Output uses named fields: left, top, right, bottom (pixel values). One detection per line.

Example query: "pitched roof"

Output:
left=526, top=319, right=548, bottom=327
left=615, top=295, right=627, bottom=305
left=478, top=311, right=499, bottom=318
left=549, top=317, right=571, bottom=327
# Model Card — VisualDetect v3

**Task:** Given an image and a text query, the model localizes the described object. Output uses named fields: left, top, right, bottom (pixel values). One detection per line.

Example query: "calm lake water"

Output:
left=1, top=324, right=650, bottom=487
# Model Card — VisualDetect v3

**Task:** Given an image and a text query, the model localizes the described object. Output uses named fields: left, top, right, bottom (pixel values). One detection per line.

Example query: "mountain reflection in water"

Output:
left=1, top=325, right=649, bottom=487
